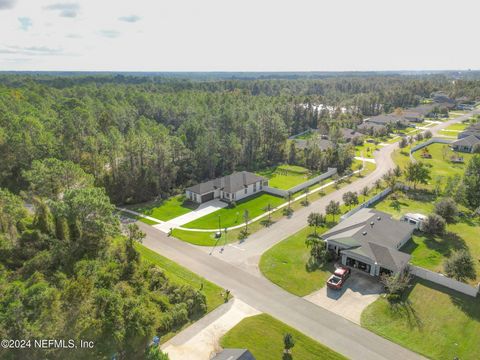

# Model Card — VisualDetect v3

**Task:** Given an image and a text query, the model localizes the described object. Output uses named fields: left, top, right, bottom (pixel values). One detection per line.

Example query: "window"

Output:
left=244, top=187, right=248, bottom=194
left=253, top=183, right=257, bottom=192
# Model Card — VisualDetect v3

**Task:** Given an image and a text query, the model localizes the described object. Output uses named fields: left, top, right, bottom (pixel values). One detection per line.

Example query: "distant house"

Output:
left=357, top=122, right=387, bottom=135
left=212, top=349, right=256, bottom=360
left=458, top=123, right=480, bottom=140
left=186, top=171, right=267, bottom=204
left=339, top=128, right=364, bottom=143
left=431, top=91, right=456, bottom=105
left=364, top=114, right=409, bottom=128
left=294, top=138, right=333, bottom=151
left=452, top=135, right=480, bottom=153
left=321, top=208, right=414, bottom=276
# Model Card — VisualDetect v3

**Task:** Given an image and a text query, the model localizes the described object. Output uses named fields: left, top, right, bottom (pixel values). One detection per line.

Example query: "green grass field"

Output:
left=412, top=143, right=474, bottom=179
left=173, top=161, right=376, bottom=246
left=355, top=141, right=377, bottom=158
left=135, top=244, right=224, bottom=313
left=361, top=279, right=480, bottom=360
left=182, top=193, right=285, bottom=229
left=259, top=226, right=334, bottom=296
left=441, top=122, right=469, bottom=131
left=128, top=195, right=198, bottom=221
left=220, top=314, right=346, bottom=360
left=257, top=164, right=314, bottom=190
left=374, top=193, right=480, bottom=284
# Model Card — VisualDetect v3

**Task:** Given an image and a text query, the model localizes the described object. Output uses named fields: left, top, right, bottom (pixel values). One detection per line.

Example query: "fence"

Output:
left=410, top=137, right=453, bottom=153
left=263, top=167, right=337, bottom=198
left=410, top=265, right=479, bottom=297
left=340, top=187, right=392, bottom=220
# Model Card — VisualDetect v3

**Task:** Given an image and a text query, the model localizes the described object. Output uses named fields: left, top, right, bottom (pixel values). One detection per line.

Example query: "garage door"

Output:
left=201, top=192, right=214, bottom=202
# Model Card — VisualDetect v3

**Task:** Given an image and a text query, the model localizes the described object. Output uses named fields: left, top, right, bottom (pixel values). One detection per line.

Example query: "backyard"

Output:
left=373, top=192, right=480, bottom=284
left=220, top=314, right=346, bottom=360
left=257, top=164, right=316, bottom=190
left=182, top=192, right=285, bottom=229
left=126, top=195, right=198, bottom=221
left=361, top=278, right=480, bottom=360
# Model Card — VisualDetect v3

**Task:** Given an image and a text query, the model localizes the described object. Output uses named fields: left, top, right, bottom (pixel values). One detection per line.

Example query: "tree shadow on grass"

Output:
left=389, top=299, right=423, bottom=330
left=420, top=232, right=467, bottom=258
left=415, top=278, right=480, bottom=322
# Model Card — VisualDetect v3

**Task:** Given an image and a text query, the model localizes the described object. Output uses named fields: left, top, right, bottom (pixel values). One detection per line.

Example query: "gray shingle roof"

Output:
left=186, top=171, right=264, bottom=195
left=322, top=208, right=414, bottom=272
left=212, top=349, right=256, bottom=360
left=453, top=135, right=480, bottom=148
left=294, top=138, right=333, bottom=150
left=364, top=114, right=408, bottom=126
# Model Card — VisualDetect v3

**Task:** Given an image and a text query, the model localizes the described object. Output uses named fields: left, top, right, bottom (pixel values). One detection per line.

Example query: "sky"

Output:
left=0, top=0, right=479, bottom=72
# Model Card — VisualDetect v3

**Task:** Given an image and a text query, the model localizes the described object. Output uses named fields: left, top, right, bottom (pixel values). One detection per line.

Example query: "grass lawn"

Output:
left=183, top=193, right=285, bottom=229
left=220, top=314, right=346, bottom=360
left=355, top=141, right=378, bottom=158
left=361, top=279, right=480, bottom=360
left=173, top=161, right=376, bottom=246
left=128, top=195, right=198, bottom=221
left=412, top=143, right=474, bottom=179
left=257, top=164, right=314, bottom=190
left=117, top=210, right=160, bottom=225
left=374, top=192, right=480, bottom=284
left=441, top=122, right=469, bottom=131
left=259, top=226, right=334, bottom=296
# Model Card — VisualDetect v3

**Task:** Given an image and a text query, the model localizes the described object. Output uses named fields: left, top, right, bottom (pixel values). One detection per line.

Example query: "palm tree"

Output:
left=283, top=333, right=295, bottom=354
left=307, top=212, right=326, bottom=236
left=243, top=209, right=250, bottom=232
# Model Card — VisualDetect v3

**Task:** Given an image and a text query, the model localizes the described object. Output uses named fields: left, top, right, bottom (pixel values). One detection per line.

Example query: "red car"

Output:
left=326, top=267, right=351, bottom=290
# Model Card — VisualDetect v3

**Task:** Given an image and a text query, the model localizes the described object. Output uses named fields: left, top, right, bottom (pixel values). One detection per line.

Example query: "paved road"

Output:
left=198, top=110, right=480, bottom=274
left=140, top=110, right=478, bottom=360
left=140, top=222, right=424, bottom=360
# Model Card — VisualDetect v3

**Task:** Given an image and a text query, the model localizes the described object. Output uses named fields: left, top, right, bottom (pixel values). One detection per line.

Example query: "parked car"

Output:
left=326, top=266, right=351, bottom=290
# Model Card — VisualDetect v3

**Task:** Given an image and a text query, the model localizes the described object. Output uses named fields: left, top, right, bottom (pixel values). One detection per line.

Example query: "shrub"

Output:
left=444, top=250, right=476, bottom=281
left=228, top=201, right=237, bottom=209
left=421, top=214, right=446, bottom=235
left=434, top=197, right=458, bottom=223
left=381, top=268, right=412, bottom=302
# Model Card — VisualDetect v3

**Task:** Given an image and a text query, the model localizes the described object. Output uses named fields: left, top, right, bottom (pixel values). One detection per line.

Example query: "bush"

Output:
left=282, top=207, right=294, bottom=217
left=238, top=228, right=249, bottom=240
left=434, top=197, right=458, bottom=223
left=444, top=250, right=476, bottom=281
left=228, top=201, right=237, bottom=209
left=421, top=214, right=446, bottom=235
left=423, top=130, right=432, bottom=139
left=381, top=268, right=412, bottom=302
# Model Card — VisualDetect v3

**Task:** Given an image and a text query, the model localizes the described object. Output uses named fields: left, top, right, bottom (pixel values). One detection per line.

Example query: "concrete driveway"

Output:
left=304, top=270, right=384, bottom=324
left=154, top=199, right=227, bottom=233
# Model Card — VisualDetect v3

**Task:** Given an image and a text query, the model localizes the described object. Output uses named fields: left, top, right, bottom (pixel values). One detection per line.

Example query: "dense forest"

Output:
left=0, top=160, right=205, bottom=359
left=1, top=73, right=480, bottom=359
left=1, top=74, right=480, bottom=205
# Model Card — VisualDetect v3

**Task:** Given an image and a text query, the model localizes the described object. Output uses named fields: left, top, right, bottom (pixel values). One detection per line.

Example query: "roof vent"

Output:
left=362, top=231, right=367, bottom=236
left=370, top=221, right=374, bottom=227
left=377, top=216, right=381, bottom=221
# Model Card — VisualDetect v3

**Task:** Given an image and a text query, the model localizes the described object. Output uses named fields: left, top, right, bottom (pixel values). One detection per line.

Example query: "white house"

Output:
left=185, top=171, right=268, bottom=204
left=401, top=213, right=427, bottom=229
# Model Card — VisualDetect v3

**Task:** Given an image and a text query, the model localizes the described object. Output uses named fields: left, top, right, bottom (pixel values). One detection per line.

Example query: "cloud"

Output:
left=44, top=2, right=80, bottom=18
left=98, top=30, right=120, bottom=38
left=118, top=15, right=141, bottom=23
left=66, top=33, right=82, bottom=39
left=0, top=45, right=64, bottom=56
left=18, top=17, right=33, bottom=31
left=0, top=0, right=16, bottom=10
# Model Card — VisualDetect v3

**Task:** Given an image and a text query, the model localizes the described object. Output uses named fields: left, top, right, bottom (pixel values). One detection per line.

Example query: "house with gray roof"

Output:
left=364, top=114, right=409, bottom=128
left=294, top=138, right=333, bottom=151
left=212, top=349, right=255, bottom=360
left=452, top=135, right=480, bottom=153
left=321, top=208, right=414, bottom=276
left=186, top=171, right=267, bottom=204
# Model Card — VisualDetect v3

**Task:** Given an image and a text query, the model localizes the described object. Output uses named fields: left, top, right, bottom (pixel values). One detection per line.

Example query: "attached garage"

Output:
left=201, top=192, right=214, bottom=202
